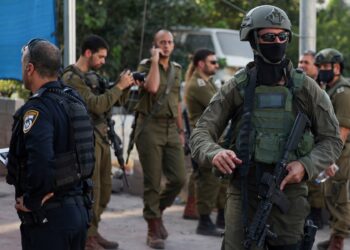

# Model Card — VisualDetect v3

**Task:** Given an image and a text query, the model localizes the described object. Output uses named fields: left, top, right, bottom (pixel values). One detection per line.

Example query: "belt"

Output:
left=138, top=113, right=175, bottom=123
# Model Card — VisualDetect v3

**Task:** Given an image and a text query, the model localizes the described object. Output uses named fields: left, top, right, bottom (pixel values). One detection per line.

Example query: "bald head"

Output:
left=153, top=29, right=173, bottom=43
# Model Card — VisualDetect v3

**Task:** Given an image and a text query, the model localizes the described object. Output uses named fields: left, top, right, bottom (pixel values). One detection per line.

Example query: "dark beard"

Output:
left=255, top=56, right=287, bottom=86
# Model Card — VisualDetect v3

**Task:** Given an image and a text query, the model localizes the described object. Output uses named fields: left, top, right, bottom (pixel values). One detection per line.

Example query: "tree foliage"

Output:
left=56, top=0, right=350, bottom=78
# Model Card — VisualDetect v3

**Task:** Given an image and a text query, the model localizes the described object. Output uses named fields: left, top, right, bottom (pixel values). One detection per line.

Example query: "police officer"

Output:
left=190, top=5, right=343, bottom=250
left=135, top=29, right=186, bottom=249
left=6, top=39, right=94, bottom=250
left=315, top=48, right=350, bottom=250
left=61, top=35, right=134, bottom=250
left=183, top=48, right=226, bottom=236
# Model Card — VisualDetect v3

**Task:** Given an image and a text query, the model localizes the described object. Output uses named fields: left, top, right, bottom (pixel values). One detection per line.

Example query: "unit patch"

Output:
left=336, top=87, right=345, bottom=94
left=23, top=110, right=39, bottom=133
left=197, top=78, right=206, bottom=87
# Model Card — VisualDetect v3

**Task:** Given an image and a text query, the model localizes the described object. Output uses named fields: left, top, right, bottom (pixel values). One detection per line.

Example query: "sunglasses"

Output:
left=258, top=32, right=289, bottom=43
left=22, top=38, right=47, bottom=63
left=209, top=60, right=218, bottom=65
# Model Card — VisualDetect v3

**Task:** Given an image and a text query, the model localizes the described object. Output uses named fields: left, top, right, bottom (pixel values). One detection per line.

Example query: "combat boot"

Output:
left=327, top=235, right=344, bottom=250
left=216, top=208, right=225, bottom=229
left=196, top=214, right=222, bottom=237
left=96, top=232, right=119, bottom=249
left=146, top=218, right=165, bottom=249
left=159, top=208, right=168, bottom=240
left=85, top=236, right=104, bottom=250
left=183, top=195, right=199, bottom=220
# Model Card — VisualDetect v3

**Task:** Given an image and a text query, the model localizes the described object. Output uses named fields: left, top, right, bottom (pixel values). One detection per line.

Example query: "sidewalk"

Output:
left=0, top=176, right=349, bottom=250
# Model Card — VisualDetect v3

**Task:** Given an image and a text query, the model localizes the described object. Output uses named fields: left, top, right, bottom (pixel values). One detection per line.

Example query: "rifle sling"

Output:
left=237, top=67, right=257, bottom=230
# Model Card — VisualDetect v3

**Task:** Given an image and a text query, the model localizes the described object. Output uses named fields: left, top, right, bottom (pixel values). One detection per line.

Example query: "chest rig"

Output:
left=235, top=67, right=314, bottom=166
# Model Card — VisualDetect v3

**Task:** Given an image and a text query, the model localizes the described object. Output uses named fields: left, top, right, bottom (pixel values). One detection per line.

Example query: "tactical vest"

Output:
left=8, top=86, right=95, bottom=193
left=235, top=68, right=314, bottom=165
left=62, top=65, right=112, bottom=128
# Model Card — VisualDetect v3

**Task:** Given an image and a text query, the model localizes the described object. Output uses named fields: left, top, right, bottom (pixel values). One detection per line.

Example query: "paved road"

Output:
left=0, top=177, right=349, bottom=250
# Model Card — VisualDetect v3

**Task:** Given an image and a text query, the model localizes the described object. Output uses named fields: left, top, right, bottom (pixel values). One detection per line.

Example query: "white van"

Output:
left=173, top=27, right=254, bottom=83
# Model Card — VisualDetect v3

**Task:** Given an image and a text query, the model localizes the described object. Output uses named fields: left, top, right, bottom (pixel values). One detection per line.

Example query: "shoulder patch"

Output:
left=23, top=110, right=39, bottom=134
left=336, top=86, right=345, bottom=94
left=140, top=59, right=151, bottom=65
left=197, top=78, right=206, bottom=87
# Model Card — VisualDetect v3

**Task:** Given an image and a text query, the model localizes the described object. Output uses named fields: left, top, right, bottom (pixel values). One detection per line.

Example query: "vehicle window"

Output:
left=217, top=32, right=252, bottom=58
left=185, top=34, right=215, bottom=53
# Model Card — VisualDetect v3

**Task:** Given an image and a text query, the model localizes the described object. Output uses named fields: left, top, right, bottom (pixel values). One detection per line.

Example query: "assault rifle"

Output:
left=107, top=117, right=129, bottom=187
left=243, top=112, right=311, bottom=249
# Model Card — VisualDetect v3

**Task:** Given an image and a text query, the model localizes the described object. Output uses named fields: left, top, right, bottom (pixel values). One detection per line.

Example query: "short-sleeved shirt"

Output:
left=185, top=70, right=217, bottom=128
left=136, top=59, right=182, bottom=118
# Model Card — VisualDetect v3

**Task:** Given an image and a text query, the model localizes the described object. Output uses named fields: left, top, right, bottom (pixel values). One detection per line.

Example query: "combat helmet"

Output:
left=315, top=48, right=344, bottom=66
left=240, top=5, right=292, bottom=42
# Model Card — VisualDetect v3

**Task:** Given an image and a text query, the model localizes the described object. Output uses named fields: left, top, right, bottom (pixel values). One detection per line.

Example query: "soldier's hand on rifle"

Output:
left=280, top=161, right=305, bottom=190
left=116, top=70, right=135, bottom=90
left=212, top=150, right=242, bottom=174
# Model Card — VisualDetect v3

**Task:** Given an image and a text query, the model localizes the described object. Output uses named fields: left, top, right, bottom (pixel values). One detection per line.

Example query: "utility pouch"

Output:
left=52, top=151, right=80, bottom=191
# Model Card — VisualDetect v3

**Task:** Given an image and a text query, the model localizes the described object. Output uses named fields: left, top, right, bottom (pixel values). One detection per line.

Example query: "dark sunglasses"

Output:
left=22, top=38, right=47, bottom=63
left=209, top=60, right=218, bottom=65
left=259, top=32, right=289, bottom=42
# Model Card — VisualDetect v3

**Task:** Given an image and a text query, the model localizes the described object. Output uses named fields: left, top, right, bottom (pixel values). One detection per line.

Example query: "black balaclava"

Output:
left=250, top=31, right=288, bottom=85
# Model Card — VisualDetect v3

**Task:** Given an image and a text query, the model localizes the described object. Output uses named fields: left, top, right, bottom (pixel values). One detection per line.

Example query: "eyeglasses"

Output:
left=22, top=38, right=47, bottom=63
left=209, top=60, right=218, bottom=65
left=258, top=32, right=289, bottom=43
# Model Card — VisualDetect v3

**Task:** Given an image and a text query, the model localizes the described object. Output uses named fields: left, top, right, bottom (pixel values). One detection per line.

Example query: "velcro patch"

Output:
left=197, top=78, right=206, bottom=87
left=336, top=87, right=345, bottom=94
left=23, top=110, right=39, bottom=134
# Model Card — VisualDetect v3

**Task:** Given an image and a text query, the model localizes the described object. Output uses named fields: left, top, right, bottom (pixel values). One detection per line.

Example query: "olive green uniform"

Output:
left=185, top=70, right=227, bottom=214
left=62, top=65, right=127, bottom=236
left=324, top=76, right=350, bottom=238
left=136, top=59, right=186, bottom=219
left=190, top=63, right=342, bottom=249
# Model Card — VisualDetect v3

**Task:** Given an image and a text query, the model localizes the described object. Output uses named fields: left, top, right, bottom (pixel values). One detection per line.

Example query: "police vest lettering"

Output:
left=235, top=68, right=314, bottom=165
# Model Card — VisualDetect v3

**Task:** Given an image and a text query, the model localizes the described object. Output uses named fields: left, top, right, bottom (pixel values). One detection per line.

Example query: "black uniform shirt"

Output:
left=8, top=81, right=83, bottom=211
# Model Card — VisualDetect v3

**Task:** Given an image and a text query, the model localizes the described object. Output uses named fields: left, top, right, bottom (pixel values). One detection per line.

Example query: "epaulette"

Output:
left=291, top=68, right=305, bottom=92
left=139, top=59, right=151, bottom=65
left=172, top=61, right=182, bottom=69
left=234, top=68, right=248, bottom=89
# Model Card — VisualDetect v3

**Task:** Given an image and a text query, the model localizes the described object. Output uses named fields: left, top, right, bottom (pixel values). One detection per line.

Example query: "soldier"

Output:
left=315, top=48, right=350, bottom=250
left=6, top=39, right=94, bottom=250
left=298, top=50, right=318, bottom=81
left=190, top=5, right=343, bottom=250
left=135, top=29, right=186, bottom=249
left=183, top=48, right=226, bottom=236
left=298, top=50, right=325, bottom=229
left=61, top=35, right=134, bottom=250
